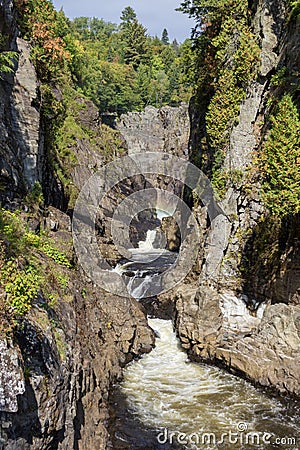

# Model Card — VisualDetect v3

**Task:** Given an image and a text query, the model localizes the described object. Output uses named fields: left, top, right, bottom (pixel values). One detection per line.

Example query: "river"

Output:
left=109, top=233, right=300, bottom=450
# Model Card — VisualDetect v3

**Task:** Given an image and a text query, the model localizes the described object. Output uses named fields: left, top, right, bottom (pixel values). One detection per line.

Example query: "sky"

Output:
left=51, top=0, right=195, bottom=43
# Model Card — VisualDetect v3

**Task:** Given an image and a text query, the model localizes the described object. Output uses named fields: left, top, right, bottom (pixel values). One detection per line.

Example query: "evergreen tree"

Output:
left=261, top=94, right=300, bottom=217
left=161, top=28, right=169, bottom=45
left=171, top=38, right=179, bottom=55
left=119, top=7, right=148, bottom=68
left=120, top=6, right=137, bottom=26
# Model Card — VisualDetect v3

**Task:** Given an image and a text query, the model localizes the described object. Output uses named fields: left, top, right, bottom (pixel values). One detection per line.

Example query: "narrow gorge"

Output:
left=0, top=0, right=299, bottom=449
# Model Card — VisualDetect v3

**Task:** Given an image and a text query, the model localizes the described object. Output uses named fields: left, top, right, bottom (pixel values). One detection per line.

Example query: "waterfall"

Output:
left=111, top=226, right=177, bottom=299
left=127, top=273, right=156, bottom=299
left=138, top=229, right=158, bottom=251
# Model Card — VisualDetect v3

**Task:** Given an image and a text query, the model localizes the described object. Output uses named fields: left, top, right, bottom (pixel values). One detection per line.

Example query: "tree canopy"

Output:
left=15, top=1, right=193, bottom=114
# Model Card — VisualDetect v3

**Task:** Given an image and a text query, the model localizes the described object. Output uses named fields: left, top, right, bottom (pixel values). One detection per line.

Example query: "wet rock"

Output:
left=175, top=284, right=300, bottom=396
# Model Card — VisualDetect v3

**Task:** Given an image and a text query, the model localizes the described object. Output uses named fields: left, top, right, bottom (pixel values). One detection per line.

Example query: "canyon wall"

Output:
left=174, top=0, right=300, bottom=396
left=0, top=2, right=154, bottom=449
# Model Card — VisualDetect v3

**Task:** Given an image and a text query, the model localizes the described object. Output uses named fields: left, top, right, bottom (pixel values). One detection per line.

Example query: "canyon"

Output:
left=0, top=0, right=299, bottom=448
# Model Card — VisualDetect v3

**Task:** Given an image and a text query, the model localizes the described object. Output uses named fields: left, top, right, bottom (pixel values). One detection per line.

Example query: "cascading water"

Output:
left=110, top=230, right=300, bottom=450
left=137, top=229, right=158, bottom=252
left=114, top=224, right=177, bottom=300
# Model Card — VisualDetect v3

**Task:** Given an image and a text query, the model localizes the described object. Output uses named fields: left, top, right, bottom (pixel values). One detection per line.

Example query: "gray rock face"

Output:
left=216, top=303, right=300, bottom=396
left=0, top=340, right=25, bottom=413
left=116, top=104, right=190, bottom=158
left=254, top=0, right=285, bottom=77
left=176, top=287, right=300, bottom=396
left=0, top=34, right=42, bottom=198
left=113, top=104, right=191, bottom=253
left=224, top=81, right=267, bottom=170
left=174, top=0, right=300, bottom=398
left=12, top=38, right=41, bottom=187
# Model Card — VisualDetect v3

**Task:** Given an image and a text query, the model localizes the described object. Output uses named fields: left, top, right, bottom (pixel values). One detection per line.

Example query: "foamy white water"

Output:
left=120, top=319, right=300, bottom=449
left=138, top=229, right=158, bottom=251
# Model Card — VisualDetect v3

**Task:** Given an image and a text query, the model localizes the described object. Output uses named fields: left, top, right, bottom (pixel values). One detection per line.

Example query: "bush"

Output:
left=2, top=261, right=40, bottom=316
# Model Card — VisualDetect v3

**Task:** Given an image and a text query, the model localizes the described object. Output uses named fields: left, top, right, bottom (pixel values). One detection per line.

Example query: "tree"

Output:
left=90, top=18, right=116, bottom=39
left=71, top=17, right=90, bottom=39
left=261, top=94, right=300, bottom=217
left=119, top=7, right=149, bottom=68
left=171, top=38, right=179, bottom=55
left=97, top=61, right=141, bottom=113
left=0, top=52, right=17, bottom=78
left=120, top=6, right=137, bottom=26
left=161, top=28, right=169, bottom=45
left=15, top=0, right=71, bottom=80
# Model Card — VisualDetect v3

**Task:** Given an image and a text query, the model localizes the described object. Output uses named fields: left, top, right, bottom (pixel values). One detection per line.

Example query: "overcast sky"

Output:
left=51, top=0, right=195, bottom=43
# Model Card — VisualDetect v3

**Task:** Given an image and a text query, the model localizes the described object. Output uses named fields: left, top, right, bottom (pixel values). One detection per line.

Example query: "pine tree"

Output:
left=262, top=94, right=300, bottom=217
left=161, top=28, right=169, bottom=45
left=120, top=7, right=148, bottom=69
left=120, top=6, right=137, bottom=27
left=0, top=50, right=17, bottom=79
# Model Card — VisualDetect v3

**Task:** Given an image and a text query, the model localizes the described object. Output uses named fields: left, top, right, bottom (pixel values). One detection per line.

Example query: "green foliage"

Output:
left=270, top=67, right=288, bottom=87
left=0, top=51, right=18, bottom=78
left=206, top=71, right=245, bottom=149
left=57, top=274, right=69, bottom=289
left=97, top=61, right=141, bottom=113
left=16, top=0, right=71, bottom=80
left=206, top=12, right=260, bottom=153
left=71, top=7, right=190, bottom=112
left=161, top=28, right=170, bottom=45
left=211, top=168, right=244, bottom=199
left=0, top=34, right=18, bottom=79
left=16, top=1, right=193, bottom=112
left=261, top=94, right=300, bottom=217
left=25, top=232, right=72, bottom=267
left=25, top=182, right=44, bottom=207
left=288, top=0, right=300, bottom=19
left=0, top=210, right=70, bottom=267
left=2, top=261, right=40, bottom=316
left=0, top=209, right=25, bottom=254
left=40, top=242, right=72, bottom=267
left=0, top=208, right=74, bottom=319
left=119, top=8, right=149, bottom=68
left=179, top=0, right=261, bottom=194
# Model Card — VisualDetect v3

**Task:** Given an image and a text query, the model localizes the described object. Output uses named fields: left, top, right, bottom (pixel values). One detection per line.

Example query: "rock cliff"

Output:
left=0, top=2, right=154, bottom=449
left=174, top=0, right=300, bottom=397
left=116, top=104, right=190, bottom=157
left=0, top=1, right=41, bottom=201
